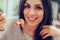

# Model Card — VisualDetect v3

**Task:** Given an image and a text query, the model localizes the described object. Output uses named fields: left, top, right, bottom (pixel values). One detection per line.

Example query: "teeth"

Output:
left=28, top=18, right=37, bottom=20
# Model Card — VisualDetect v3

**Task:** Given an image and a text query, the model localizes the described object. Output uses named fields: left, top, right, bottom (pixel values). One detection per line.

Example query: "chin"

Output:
left=28, top=22, right=39, bottom=27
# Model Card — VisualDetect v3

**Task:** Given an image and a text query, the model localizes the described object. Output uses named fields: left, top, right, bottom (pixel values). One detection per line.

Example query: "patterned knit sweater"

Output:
left=0, top=17, right=60, bottom=40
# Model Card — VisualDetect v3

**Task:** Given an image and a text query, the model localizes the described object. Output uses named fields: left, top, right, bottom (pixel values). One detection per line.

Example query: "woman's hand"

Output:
left=0, top=12, right=7, bottom=31
left=40, top=25, right=60, bottom=39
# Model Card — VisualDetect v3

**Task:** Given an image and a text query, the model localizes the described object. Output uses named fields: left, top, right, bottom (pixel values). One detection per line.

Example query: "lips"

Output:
left=28, top=17, right=37, bottom=21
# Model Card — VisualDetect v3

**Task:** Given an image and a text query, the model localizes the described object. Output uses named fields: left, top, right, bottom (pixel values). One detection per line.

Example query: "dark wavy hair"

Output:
left=19, top=0, right=53, bottom=40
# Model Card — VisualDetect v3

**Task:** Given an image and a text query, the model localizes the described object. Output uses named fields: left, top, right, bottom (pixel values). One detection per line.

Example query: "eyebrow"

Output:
left=25, top=3, right=43, bottom=7
left=35, top=4, right=43, bottom=7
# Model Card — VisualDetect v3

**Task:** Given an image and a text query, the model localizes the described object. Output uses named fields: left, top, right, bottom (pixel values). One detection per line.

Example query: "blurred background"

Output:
left=0, top=0, right=60, bottom=28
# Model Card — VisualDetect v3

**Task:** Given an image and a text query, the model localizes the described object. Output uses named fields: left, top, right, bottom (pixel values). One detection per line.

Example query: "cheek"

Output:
left=37, top=11, right=44, bottom=18
left=23, top=9, right=29, bottom=16
left=37, top=11, right=44, bottom=24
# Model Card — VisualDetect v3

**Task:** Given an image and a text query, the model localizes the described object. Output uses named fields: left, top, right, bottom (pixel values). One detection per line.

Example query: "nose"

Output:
left=29, top=9, right=36, bottom=16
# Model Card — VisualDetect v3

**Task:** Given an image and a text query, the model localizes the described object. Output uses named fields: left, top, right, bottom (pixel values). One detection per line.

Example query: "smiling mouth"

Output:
left=28, top=17, right=38, bottom=21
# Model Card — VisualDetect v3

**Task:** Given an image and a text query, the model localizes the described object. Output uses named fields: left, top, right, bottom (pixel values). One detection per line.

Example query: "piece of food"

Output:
left=15, top=19, right=25, bottom=26
left=19, top=19, right=25, bottom=24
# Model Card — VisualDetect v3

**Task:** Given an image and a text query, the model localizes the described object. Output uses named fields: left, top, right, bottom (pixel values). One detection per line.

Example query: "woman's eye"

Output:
left=24, top=5, right=30, bottom=9
left=35, top=6, right=42, bottom=10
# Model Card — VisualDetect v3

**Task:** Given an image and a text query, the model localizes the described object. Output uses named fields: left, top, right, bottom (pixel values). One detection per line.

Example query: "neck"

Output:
left=23, top=23, right=37, bottom=37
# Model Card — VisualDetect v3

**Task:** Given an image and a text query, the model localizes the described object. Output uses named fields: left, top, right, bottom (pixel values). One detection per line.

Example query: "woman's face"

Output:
left=24, top=0, right=44, bottom=27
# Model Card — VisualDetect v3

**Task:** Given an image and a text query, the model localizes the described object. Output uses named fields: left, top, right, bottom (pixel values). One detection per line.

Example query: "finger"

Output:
left=0, top=24, right=5, bottom=31
left=43, top=34, right=50, bottom=39
left=0, top=12, right=5, bottom=17
left=43, top=25, right=49, bottom=29
left=0, top=16, right=7, bottom=24
left=0, top=13, right=2, bottom=17
left=0, top=13, right=6, bottom=21
left=0, top=12, right=2, bottom=15
left=40, top=29, right=48, bottom=35
left=0, top=13, right=3, bottom=20
left=41, top=31, right=48, bottom=37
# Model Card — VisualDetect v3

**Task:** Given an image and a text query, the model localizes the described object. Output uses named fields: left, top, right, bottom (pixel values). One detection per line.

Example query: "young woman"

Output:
left=0, top=0, right=60, bottom=40
left=19, top=0, right=52, bottom=40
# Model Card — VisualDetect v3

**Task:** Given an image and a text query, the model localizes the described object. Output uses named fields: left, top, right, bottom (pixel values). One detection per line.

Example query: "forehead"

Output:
left=25, top=0, right=43, bottom=5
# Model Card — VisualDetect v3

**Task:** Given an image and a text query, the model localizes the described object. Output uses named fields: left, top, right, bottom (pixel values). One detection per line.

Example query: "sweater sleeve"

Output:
left=6, top=17, right=24, bottom=40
